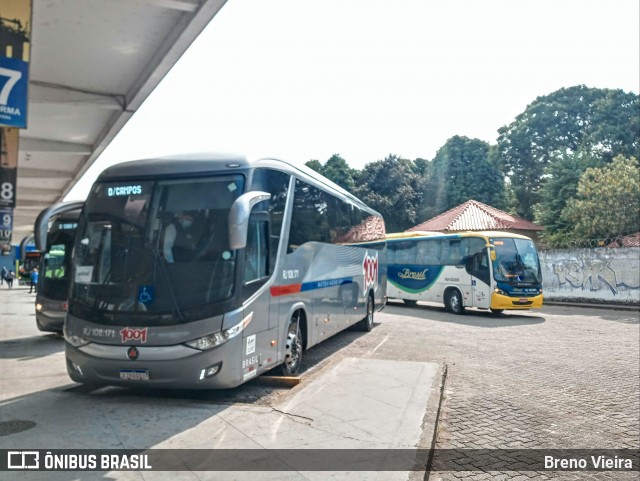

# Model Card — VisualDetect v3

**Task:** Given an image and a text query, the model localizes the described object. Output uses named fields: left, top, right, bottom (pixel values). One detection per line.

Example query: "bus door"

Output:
left=241, top=213, right=278, bottom=375
left=465, top=243, right=492, bottom=309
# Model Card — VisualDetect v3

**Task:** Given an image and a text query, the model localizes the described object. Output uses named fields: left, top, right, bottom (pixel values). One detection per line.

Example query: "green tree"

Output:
left=534, top=153, right=603, bottom=245
left=353, top=155, right=424, bottom=233
left=563, top=156, right=640, bottom=241
left=305, top=159, right=323, bottom=174
left=497, top=85, right=640, bottom=219
left=413, top=157, right=430, bottom=177
left=322, top=154, right=357, bottom=192
left=421, top=136, right=505, bottom=220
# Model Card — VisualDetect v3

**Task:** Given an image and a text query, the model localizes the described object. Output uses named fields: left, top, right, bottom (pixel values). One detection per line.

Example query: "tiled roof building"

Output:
left=607, top=232, right=640, bottom=248
left=407, top=200, right=543, bottom=242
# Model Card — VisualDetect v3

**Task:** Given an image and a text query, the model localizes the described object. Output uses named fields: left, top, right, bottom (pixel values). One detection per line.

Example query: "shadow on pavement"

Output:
left=0, top=333, right=64, bottom=360
left=385, top=301, right=545, bottom=328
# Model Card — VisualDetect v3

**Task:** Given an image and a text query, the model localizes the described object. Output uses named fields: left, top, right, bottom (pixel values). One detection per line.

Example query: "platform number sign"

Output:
left=0, top=169, right=16, bottom=208
left=0, top=127, right=18, bottom=208
left=0, top=207, right=13, bottom=245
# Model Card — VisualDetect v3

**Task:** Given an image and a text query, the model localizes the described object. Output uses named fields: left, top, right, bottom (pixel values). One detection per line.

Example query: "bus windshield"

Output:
left=41, top=220, right=77, bottom=300
left=491, top=237, right=541, bottom=284
left=70, top=175, right=245, bottom=324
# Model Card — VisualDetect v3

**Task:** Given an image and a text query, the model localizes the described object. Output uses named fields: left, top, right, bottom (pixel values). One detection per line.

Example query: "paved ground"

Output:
left=1, top=284, right=638, bottom=480
left=269, top=299, right=639, bottom=480
left=378, top=301, right=639, bottom=480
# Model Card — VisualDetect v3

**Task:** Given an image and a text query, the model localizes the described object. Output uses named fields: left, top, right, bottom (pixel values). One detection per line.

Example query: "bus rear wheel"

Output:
left=445, top=289, right=465, bottom=314
left=280, top=315, right=303, bottom=376
left=355, top=294, right=374, bottom=332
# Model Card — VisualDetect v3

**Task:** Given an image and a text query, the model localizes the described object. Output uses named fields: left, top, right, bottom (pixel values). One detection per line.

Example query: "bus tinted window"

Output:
left=288, top=178, right=385, bottom=252
left=250, top=168, right=290, bottom=272
left=288, top=179, right=331, bottom=251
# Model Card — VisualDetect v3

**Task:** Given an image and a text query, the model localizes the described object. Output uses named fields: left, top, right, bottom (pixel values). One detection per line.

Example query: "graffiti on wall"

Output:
left=549, top=255, right=639, bottom=296
left=540, top=248, right=639, bottom=303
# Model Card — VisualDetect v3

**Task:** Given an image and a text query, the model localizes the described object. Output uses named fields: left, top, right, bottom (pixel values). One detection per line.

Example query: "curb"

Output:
left=411, top=362, right=448, bottom=481
left=544, top=301, right=639, bottom=312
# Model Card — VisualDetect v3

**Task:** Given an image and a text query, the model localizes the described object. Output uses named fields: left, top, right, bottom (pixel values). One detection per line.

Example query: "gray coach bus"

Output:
left=49, top=154, right=386, bottom=389
left=34, top=203, right=83, bottom=332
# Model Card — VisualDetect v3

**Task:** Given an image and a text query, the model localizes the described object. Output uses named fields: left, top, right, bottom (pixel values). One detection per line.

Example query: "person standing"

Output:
left=6, top=270, right=15, bottom=289
left=0, top=265, right=7, bottom=286
left=29, top=267, right=39, bottom=293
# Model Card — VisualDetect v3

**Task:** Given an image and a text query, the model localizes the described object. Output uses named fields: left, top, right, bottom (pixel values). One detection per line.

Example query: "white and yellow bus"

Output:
left=386, top=231, right=543, bottom=314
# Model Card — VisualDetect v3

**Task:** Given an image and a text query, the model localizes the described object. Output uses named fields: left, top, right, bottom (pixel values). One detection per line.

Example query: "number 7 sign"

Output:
left=0, top=57, right=29, bottom=128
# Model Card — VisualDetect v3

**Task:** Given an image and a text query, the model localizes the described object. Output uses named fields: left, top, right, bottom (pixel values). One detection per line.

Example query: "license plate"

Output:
left=119, top=369, right=149, bottom=381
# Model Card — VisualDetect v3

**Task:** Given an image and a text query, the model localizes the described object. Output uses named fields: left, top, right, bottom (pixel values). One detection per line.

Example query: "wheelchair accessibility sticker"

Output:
left=138, top=286, right=155, bottom=304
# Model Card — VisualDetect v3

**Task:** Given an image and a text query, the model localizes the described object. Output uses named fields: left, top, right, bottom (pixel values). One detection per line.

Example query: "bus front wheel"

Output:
left=490, top=308, right=505, bottom=316
left=280, top=314, right=303, bottom=376
left=403, top=299, right=418, bottom=307
left=445, top=289, right=465, bottom=314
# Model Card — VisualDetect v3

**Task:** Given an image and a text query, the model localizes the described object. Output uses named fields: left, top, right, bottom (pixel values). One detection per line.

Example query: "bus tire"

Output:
left=445, top=289, right=465, bottom=314
left=355, top=294, right=374, bottom=332
left=403, top=299, right=418, bottom=307
left=280, top=314, right=303, bottom=376
left=490, top=308, right=505, bottom=316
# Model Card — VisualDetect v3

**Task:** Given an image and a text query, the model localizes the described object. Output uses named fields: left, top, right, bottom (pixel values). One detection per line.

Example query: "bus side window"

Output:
left=445, top=240, right=463, bottom=265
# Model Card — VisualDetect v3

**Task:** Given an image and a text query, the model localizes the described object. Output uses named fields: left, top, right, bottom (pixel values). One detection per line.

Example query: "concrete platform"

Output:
left=0, top=286, right=444, bottom=480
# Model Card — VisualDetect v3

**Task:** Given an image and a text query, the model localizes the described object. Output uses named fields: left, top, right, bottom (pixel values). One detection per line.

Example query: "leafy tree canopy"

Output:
left=322, top=154, right=357, bottom=191
left=497, top=85, right=640, bottom=219
left=420, top=136, right=505, bottom=221
left=563, top=156, right=640, bottom=241
left=305, top=155, right=356, bottom=192
left=534, top=152, right=603, bottom=245
left=353, top=154, right=424, bottom=233
left=305, top=159, right=323, bottom=173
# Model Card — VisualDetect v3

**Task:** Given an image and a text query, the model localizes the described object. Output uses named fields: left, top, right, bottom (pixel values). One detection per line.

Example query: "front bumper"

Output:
left=36, top=309, right=66, bottom=333
left=491, top=292, right=543, bottom=310
left=65, top=337, right=245, bottom=390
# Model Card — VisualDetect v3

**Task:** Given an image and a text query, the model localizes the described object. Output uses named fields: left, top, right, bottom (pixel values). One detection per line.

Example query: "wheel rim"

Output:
left=367, top=298, right=374, bottom=328
left=450, top=292, right=460, bottom=312
left=284, top=324, right=302, bottom=372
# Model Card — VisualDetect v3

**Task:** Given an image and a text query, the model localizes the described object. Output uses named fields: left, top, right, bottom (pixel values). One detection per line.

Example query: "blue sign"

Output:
left=0, top=56, right=29, bottom=128
left=137, top=286, right=156, bottom=304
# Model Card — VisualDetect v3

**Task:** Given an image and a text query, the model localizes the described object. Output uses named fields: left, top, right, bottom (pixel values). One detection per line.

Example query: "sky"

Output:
left=66, top=0, right=640, bottom=200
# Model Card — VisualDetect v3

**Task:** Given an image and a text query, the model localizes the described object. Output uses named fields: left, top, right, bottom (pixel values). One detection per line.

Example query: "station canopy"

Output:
left=13, top=0, right=228, bottom=242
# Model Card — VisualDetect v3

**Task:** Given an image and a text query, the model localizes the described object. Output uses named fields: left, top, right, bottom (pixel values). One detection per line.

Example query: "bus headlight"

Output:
left=494, top=288, right=508, bottom=296
left=185, top=332, right=229, bottom=351
left=36, top=303, right=44, bottom=312
left=185, top=319, right=245, bottom=351
left=185, top=312, right=253, bottom=351
left=66, top=333, right=90, bottom=348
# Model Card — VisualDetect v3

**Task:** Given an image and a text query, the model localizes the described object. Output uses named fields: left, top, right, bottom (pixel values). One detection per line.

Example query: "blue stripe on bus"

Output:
left=300, top=277, right=354, bottom=291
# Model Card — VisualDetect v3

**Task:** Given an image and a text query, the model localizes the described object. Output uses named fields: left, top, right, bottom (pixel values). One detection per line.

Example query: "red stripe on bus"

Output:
left=270, top=284, right=302, bottom=297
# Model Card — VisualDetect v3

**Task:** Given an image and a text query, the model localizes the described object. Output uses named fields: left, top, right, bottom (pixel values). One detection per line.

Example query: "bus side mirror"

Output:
left=228, top=191, right=271, bottom=250
left=489, top=248, right=497, bottom=261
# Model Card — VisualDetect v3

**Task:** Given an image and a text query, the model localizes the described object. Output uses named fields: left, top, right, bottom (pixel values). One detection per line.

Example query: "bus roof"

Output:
left=386, top=231, right=535, bottom=242
left=96, top=153, right=378, bottom=216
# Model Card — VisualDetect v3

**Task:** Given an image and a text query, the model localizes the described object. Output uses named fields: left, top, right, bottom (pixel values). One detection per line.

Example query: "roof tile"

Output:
left=408, top=200, right=543, bottom=232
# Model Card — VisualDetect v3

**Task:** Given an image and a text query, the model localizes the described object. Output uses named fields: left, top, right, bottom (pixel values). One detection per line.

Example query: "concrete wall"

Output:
left=540, top=247, right=640, bottom=305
